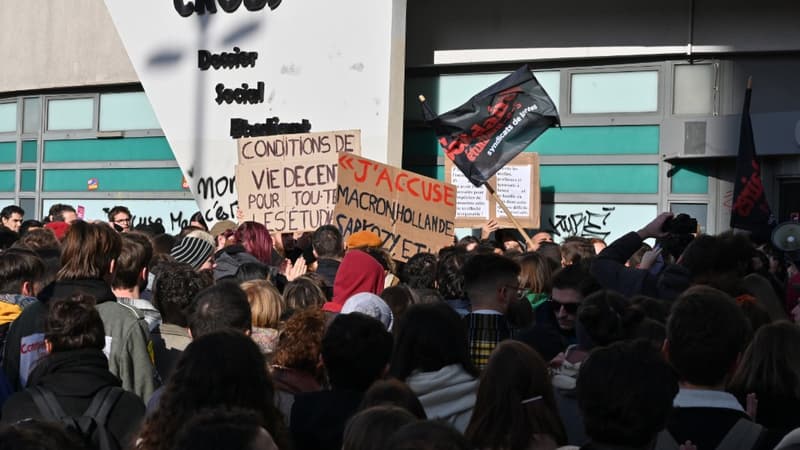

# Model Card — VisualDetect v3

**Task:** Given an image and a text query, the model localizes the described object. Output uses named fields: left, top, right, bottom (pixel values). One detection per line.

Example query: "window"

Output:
left=99, top=92, right=160, bottom=131
left=673, top=64, right=715, bottom=115
left=571, top=71, right=658, bottom=114
left=23, top=98, right=41, bottom=133
left=670, top=203, right=707, bottom=234
left=0, top=102, right=16, bottom=133
left=47, top=98, right=94, bottom=131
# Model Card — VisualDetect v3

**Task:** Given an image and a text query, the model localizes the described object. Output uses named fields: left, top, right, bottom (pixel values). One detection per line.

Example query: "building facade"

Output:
left=2, top=0, right=799, bottom=239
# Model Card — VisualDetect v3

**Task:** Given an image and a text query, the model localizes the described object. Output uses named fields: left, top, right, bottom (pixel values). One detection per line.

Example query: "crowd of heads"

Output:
left=0, top=205, right=799, bottom=450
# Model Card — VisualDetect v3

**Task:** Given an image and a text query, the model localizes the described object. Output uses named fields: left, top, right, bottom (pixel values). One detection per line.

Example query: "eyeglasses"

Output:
left=549, top=298, right=579, bottom=315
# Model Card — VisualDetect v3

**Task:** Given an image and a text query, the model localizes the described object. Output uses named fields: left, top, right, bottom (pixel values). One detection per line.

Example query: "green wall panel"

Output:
left=0, top=171, right=14, bottom=192
left=528, top=126, right=659, bottom=155
left=670, top=164, right=708, bottom=194
left=22, top=141, right=37, bottom=163
left=540, top=165, right=659, bottom=194
left=20, top=170, right=36, bottom=192
left=0, top=142, right=15, bottom=163
left=43, top=168, right=184, bottom=192
left=44, top=137, right=175, bottom=162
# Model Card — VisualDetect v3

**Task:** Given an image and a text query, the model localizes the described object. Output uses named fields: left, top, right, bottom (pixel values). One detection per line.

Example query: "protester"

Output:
left=271, top=308, right=326, bottom=422
left=461, top=253, right=521, bottom=369
left=291, top=313, right=392, bottom=450
left=107, top=206, right=132, bottom=233
left=0, top=205, right=24, bottom=233
left=385, top=421, right=470, bottom=450
left=113, top=233, right=161, bottom=332
left=322, top=249, right=385, bottom=315
left=578, top=339, right=678, bottom=450
left=660, top=285, right=769, bottom=449
left=47, top=203, right=78, bottom=224
left=436, top=248, right=470, bottom=316
left=390, top=302, right=478, bottom=432
left=342, top=406, right=419, bottom=450
left=341, top=292, right=394, bottom=331
left=359, top=378, right=427, bottom=419
left=0, top=419, right=90, bottom=450
left=241, top=279, right=283, bottom=359
left=170, top=230, right=215, bottom=271
left=0, top=248, right=44, bottom=364
left=466, top=340, right=567, bottom=450
left=282, top=275, right=327, bottom=316
left=137, top=331, right=290, bottom=450
left=2, top=221, right=156, bottom=401
left=540, top=263, right=601, bottom=346
left=150, top=262, right=212, bottom=380
left=172, top=408, right=279, bottom=450
left=311, top=225, right=344, bottom=296
left=1, top=294, right=145, bottom=449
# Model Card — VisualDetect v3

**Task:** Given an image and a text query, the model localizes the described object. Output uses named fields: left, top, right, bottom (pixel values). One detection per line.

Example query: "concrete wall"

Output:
left=0, top=0, right=137, bottom=93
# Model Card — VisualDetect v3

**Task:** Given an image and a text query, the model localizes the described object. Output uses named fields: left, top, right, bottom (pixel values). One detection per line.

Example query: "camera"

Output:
left=662, top=213, right=698, bottom=234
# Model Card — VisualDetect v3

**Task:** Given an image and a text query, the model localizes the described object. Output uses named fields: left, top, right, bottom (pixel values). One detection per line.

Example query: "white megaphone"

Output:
left=772, top=222, right=800, bottom=252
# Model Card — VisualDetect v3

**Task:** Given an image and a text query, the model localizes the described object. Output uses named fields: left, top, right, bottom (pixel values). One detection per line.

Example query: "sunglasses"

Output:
left=549, top=298, right=579, bottom=315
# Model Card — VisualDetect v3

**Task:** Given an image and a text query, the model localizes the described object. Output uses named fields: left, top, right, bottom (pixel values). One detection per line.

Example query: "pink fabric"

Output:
left=323, top=250, right=385, bottom=313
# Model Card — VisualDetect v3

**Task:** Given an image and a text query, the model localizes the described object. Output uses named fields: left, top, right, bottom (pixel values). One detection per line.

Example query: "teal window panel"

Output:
left=528, top=126, right=659, bottom=155
left=0, top=171, right=14, bottom=192
left=0, top=103, right=16, bottom=133
left=540, top=165, right=659, bottom=194
left=571, top=71, right=658, bottom=114
left=22, top=141, right=37, bottom=163
left=44, top=137, right=175, bottom=162
left=0, top=142, right=15, bottom=163
left=670, top=164, right=708, bottom=194
left=47, top=98, right=94, bottom=130
left=403, top=128, right=438, bottom=160
left=43, top=168, right=184, bottom=192
left=20, top=170, right=36, bottom=192
left=99, top=93, right=160, bottom=131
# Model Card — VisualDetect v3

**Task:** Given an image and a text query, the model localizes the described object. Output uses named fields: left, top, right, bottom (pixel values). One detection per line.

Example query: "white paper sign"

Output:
left=451, top=167, right=489, bottom=218
left=102, top=0, right=401, bottom=226
left=495, top=165, right=531, bottom=218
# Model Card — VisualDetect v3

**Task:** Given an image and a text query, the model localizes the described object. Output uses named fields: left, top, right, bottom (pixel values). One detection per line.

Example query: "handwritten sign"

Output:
left=102, top=0, right=404, bottom=226
left=43, top=199, right=200, bottom=234
left=235, top=130, right=360, bottom=233
left=335, top=154, right=457, bottom=261
left=445, top=153, right=540, bottom=228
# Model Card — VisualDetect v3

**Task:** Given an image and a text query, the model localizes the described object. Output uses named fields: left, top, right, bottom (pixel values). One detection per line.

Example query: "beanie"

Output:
left=346, top=230, right=382, bottom=249
left=171, top=236, right=214, bottom=270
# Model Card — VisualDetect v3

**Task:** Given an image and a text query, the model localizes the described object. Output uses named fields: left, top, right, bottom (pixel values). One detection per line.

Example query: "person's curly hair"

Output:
left=272, top=308, right=326, bottom=374
left=136, top=331, right=289, bottom=450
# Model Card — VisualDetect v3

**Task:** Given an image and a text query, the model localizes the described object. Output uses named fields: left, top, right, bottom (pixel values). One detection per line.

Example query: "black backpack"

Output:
left=29, top=385, right=124, bottom=450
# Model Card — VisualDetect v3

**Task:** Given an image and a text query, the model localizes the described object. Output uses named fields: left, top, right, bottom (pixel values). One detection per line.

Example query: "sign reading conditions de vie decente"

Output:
left=236, top=130, right=360, bottom=233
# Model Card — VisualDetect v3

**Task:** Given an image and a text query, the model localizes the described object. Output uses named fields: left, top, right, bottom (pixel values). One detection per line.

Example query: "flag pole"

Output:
left=484, top=183, right=535, bottom=250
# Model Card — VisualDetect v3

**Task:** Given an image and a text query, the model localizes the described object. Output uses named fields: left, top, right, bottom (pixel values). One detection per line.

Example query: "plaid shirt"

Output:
left=464, top=312, right=514, bottom=370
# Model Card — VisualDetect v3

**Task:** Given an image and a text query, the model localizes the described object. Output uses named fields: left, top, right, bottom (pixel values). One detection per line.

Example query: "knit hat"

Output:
left=209, top=220, right=237, bottom=238
left=346, top=230, right=382, bottom=249
left=341, top=292, right=394, bottom=331
left=170, top=235, right=215, bottom=270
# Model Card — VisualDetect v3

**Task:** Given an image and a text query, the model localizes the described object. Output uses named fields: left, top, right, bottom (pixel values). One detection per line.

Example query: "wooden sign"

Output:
left=335, top=154, right=457, bottom=261
left=236, top=130, right=360, bottom=233
left=445, top=152, right=540, bottom=228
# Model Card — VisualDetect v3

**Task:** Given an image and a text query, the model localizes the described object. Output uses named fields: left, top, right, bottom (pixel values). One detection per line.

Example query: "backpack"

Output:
left=655, top=418, right=764, bottom=450
left=29, top=385, right=124, bottom=450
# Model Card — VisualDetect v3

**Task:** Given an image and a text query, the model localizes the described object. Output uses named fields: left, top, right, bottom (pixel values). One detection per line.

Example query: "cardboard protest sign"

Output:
left=445, top=152, right=540, bottom=228
left=335, top=154, right=457, bottom=261
left=102, top=1, right=405, bottom=226
left=236, top=130, right=360, bottom=233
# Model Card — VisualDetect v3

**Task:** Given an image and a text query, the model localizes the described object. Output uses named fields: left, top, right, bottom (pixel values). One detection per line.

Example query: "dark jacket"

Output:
left=315, top=258, right=340, bottom=299
left=0, top=349, right=145, bottom=448
left=2, top=279, right=156, bottom=401
left=591, top=232, right=690, bottom=301
left=666, top=407, right=772, bottom=450
left=291, top=389, right=363, bottom=450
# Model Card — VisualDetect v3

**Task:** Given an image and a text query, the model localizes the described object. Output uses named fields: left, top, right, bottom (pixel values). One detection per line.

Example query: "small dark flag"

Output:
left=730, top=80, right=774, bottom=235
left=421, top=65, right=559, bottom=187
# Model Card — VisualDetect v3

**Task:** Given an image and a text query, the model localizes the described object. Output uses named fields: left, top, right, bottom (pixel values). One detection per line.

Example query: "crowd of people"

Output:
left=0, top=202, right=799, bottom=450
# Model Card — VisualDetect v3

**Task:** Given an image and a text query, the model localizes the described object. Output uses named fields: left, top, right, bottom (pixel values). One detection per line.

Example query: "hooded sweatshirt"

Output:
left=2, top=279, right=157, bottom=401
left=406, top=363, right=478, bottom=433
left=323, top=250, right=385, bottom=313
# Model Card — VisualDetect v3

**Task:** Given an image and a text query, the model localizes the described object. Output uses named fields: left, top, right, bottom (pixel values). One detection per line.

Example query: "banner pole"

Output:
left=484, top=183, right=535, bottom=250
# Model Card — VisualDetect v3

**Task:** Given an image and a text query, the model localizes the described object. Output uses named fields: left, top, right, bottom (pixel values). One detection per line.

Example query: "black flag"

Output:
left=730, top=81, right=774, bottom=234
left=421, top=65, right=559, bottom=187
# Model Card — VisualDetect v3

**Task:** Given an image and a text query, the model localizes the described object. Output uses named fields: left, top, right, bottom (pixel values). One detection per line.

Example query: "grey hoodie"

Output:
left=406, top=363, right=478, bottom=433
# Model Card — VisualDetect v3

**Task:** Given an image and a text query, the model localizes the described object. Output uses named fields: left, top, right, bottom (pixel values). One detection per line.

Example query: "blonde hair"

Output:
left=240, top=279, right=283, bottom=329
